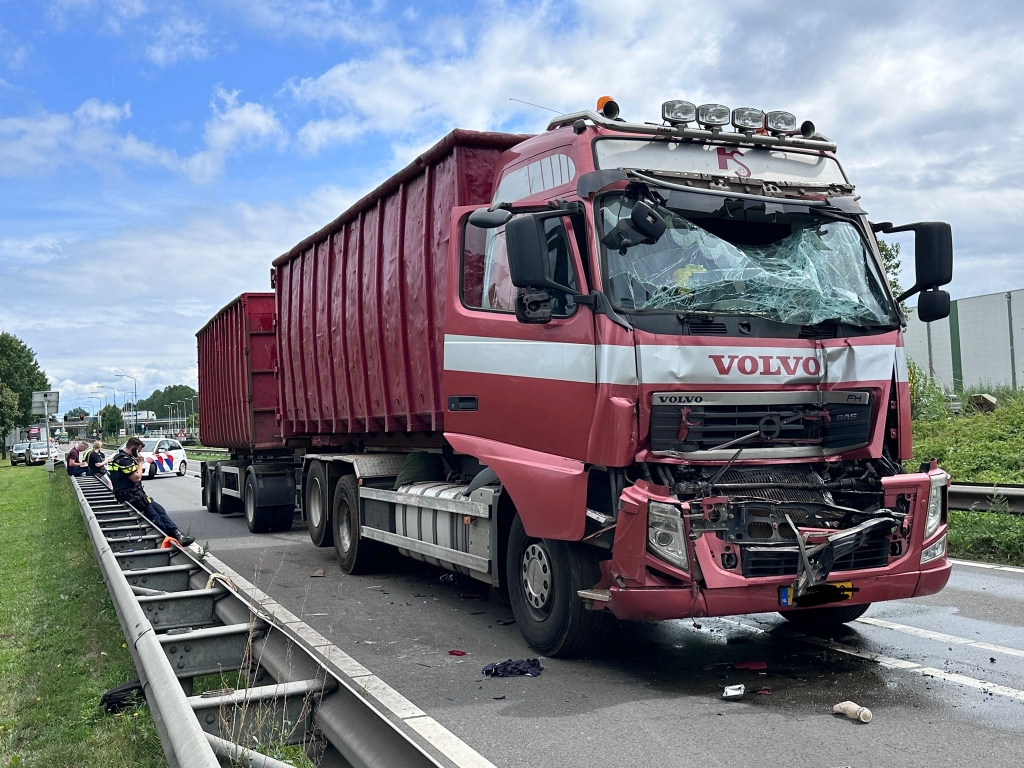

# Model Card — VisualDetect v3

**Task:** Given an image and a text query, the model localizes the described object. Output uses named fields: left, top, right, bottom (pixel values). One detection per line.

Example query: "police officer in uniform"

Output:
left=110, top=437, right=194, bottom=545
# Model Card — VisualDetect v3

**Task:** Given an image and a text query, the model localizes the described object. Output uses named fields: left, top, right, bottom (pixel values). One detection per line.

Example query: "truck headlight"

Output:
left=920, top=533, right=947, bottom=564
left=647, top=502, right=688, bottom=572
left=923, top=474, right=946, bottom=539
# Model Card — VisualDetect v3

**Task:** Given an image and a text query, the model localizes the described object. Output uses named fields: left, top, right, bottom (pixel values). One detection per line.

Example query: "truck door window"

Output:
left=462, top=216, right=580, bottom=316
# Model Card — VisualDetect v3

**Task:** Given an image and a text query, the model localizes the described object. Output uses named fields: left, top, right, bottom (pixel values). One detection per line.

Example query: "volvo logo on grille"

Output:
left=655, top=394, right=704, bottom=405
left=758, top=414, right=782, bottom=441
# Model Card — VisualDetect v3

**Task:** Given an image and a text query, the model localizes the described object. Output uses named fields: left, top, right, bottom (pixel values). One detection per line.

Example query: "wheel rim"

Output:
left=179, top=461, right=186, bottom=475
left=245, top=485, right=255, bottom=524
left=309, top=477, right=323, bottom=528
left=521, top=542, right=553, bottom=619
left=338, top=498, right=353, bottom=554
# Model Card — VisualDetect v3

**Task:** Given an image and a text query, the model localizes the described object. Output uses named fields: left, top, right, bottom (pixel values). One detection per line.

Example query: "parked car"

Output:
left=24, top=442, right=50, bottom=465
left=119, top=438, right=189, bottom=478
left=9, top=443, right=28, bottom=465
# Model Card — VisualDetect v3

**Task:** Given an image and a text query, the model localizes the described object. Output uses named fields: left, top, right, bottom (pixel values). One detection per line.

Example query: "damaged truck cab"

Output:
left=443, top=100, right=953, bottom=652
left=198, top=99, right=953, bottom=658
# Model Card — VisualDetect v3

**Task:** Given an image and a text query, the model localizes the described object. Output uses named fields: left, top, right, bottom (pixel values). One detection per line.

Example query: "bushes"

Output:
left=947, top=510, right=1024, bottom=565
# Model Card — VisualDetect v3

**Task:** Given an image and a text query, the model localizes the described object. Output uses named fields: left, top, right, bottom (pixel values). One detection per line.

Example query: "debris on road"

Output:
left=449, top=649, right=467, bottom=656
left=496, top=618, right=516, bottom=626
left=492, top=695, right=506, bottom=700
left=722, top=684, right=745, bottom=700
left=733, top=660, right=767, bottom=671
left=753, top=688, right=771, bottom=695
left=833, top=701, right=872, bottom=722
left=483, top=659, right=543, bottom=677
left=310, top=568, right=324, bottom=577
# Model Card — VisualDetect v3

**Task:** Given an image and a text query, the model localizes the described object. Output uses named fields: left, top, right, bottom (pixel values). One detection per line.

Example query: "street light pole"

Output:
left=99, top=385, right=117, bottom=436
left=164, top=405, right=172, bottom=435
left=116, top=373, right=137, bottom=436
left=178, top=400, right=187, bottom=438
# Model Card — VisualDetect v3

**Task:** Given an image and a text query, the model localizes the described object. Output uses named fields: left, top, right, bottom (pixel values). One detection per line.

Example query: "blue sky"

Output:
left=2, top=0, right=1023, bottom=415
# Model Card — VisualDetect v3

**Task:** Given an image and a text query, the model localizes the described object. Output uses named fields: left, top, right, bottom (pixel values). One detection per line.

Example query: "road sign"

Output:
left=31, top=391, right=59, bottom=416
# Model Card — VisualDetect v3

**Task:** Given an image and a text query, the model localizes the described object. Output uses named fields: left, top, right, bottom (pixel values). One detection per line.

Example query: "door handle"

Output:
left=447, top=396, right=478, bottom=412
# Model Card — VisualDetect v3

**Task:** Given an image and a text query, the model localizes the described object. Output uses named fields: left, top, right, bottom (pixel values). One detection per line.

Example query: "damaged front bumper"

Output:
left=593, top=469, right=951, bottom=622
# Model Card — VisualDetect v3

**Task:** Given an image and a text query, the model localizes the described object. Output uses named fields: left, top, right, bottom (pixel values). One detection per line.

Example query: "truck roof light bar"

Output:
left=697, top=103, right=730, bottom=128
left=547, top=110, right=837, bottom=153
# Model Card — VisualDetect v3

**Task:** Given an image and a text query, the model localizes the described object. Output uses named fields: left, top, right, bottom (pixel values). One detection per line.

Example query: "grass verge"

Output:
left=0, top=464, right=164, bottom=768
left=948, top=509, right=1024, bottom=567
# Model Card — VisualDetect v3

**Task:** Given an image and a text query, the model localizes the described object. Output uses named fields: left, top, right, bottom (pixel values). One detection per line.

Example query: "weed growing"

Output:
left=948, top=509, right=1024, bottom=566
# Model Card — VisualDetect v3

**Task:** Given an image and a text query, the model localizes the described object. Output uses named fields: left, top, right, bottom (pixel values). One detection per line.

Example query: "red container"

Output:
left=272, top=129, right=528, bottom=440
left=196, top=293, right=281, bottom=450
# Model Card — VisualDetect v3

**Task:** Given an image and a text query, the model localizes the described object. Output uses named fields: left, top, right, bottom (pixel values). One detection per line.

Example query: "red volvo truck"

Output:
left=198, top=100, right=954, bottom=656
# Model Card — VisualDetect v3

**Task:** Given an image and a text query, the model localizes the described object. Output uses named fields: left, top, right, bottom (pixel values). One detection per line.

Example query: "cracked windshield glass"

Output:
left=601, top=195, right=896, bottom=326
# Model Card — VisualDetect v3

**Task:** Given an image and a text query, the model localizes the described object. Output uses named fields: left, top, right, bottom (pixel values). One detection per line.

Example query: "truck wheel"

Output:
left=506, top=515, right=611, bottom=658
left=332, top=475, right=379, bottom=574
left=305, top=461, right=333, bottom=547
left=206, top=473, right=220, bottom=514
left=245, top=473, right=272, bottom=534
left=780, top=603, right=871, bottom=632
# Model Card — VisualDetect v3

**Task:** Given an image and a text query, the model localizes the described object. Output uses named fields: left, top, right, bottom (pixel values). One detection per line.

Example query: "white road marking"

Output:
left=198, top=550, right=498, bottom=768
left=857, top=616, right=1024, bottom=660
left=717, top=616, right=1024, bottom=703
left=951, top=558, right=1024, bottom=575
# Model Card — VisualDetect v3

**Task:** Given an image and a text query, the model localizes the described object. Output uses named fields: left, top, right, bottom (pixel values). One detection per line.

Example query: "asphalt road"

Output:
left=148, top=472, right=1024, bottom=768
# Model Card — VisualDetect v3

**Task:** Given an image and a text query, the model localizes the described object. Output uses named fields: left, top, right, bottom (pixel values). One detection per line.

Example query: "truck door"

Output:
left=444, top=207, right=596, bottom=461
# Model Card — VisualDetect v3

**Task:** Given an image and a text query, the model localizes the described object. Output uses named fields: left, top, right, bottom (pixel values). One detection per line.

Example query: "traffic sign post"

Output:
left=32, top=391, right=59, bottom=481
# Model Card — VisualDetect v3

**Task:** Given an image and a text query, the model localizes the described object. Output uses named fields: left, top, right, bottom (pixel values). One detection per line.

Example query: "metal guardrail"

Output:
left=71, top=475, right=451, bottom=768
left=948, top=483, right=1024, bottom=514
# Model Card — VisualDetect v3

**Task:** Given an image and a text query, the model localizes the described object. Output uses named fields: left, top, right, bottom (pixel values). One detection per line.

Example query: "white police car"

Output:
left=121, top=438, right=189, bottom=478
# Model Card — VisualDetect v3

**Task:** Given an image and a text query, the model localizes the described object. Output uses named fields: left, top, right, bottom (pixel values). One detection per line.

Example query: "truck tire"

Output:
left=332, top=475, right=379, bottom=574
left=305, top=461, right=333, bottom=547
left=780, top=602, right=871, bottom=632
left=245, top=473, right=273, bottom=534
left=506, top=515, right=611, bottom=658
left=206, top=473, right=220, bottom=514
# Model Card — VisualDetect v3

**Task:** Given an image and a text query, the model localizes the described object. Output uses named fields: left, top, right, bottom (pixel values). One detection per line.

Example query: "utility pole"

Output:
left=116, top=373, right=137, bottom=436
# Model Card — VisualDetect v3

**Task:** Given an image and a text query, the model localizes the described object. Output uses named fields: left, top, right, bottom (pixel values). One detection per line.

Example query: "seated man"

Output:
left=109, top=437, right=194, bottom=546
left=65, top=441, right=88, bottom=477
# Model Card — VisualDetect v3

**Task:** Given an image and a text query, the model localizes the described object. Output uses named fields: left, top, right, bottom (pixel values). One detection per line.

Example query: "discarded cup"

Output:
left=832, top=700, right=872, bottom=722
left=722, top=684, right=745, bottom=700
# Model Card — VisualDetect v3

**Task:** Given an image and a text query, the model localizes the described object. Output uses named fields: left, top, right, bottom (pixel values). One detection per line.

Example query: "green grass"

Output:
left=0, top=464, right=163, bottom=768
left=948, top=509, right=1024, bottom=566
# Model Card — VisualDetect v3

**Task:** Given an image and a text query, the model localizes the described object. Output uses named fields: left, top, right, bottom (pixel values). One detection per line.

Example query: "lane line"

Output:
left=197, top=549, right=498, bottom=768
left=951, top=558, right=1024, bottom=575
left=857, top=616, right=1024, bottom=660
left=716, top=616, right=1024, bottom=703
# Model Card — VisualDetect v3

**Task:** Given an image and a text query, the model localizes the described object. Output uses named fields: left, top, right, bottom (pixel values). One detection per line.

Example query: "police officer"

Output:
left=110, top=437, right=194, bottom=545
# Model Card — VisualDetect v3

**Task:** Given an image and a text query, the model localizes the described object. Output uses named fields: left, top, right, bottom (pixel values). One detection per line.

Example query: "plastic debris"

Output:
left=832, top=701, right=872, bottom=722
left=733, top=660, right=768, bottom=671
left=753, top=688, right=771, bottom=695
left=492, top=695, right=506, bottom=700
left=310, top=569, right=324, bottom=577
left=970, top=393, right=998, bottom=412
left=449, top=650, right=467, bottom=656
left=496, top=618, right=516, bottom=626
left=722, top=684, right=745, bottom=700
left=482, top=659, right=543, bottom=677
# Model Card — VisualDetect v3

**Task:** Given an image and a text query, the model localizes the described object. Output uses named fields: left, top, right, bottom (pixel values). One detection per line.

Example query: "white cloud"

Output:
left=225, top=0, right=381, bottom=43
left=145, top=17, right=212, bottom=67
left=182, top=87, right=287, bottom=182
left=0, top=25, right=32, bottom=71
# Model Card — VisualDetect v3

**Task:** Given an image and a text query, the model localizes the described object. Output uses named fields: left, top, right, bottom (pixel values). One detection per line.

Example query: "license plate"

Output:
left=779, top=581, right=853, bottom=607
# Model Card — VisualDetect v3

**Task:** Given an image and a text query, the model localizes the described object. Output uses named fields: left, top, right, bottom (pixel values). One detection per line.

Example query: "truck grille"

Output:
left=650, top=391, right=872, bottom=458
left=741, top=535, right=891, bottom=578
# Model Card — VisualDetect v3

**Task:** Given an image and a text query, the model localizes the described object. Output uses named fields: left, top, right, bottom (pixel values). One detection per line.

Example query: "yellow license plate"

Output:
left=779, top=581, right=853, bottom=607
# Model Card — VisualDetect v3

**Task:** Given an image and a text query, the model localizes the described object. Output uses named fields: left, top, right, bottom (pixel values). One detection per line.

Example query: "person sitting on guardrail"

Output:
left=86, top=440, right=112, bottom=490
left=65, top=441, right=88, bottom=477
left=110, top=437, right=194, bottom=546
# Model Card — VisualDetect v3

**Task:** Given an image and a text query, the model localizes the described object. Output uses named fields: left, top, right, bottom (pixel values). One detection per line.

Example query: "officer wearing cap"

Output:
left=110, top=436, right=194, bottom=546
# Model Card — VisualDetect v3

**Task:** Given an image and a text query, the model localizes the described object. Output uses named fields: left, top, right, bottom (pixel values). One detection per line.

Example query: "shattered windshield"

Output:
left=601, top=195, right=896, bottom=326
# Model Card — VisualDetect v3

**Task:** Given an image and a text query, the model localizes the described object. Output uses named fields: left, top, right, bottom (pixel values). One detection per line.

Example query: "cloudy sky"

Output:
left=1, top=0, right=1022, bottom=415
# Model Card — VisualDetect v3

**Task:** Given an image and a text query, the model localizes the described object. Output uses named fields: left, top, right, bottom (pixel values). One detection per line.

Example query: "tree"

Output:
left=136, top=384, right=197, bottom=425
left=877, top=239, right=905, bottom=316
left=65, top=407, right=88, bottom=419
left=0, top=332, right=49, bottom=428
left=98, top=404, right=124, bottom=438
left=0, top=382, right=19, bottom=460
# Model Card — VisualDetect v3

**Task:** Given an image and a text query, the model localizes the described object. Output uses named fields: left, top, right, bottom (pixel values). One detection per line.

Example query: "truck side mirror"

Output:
left=884, top=221, right=953, bottom=303
left=506, top=214, right=582, bottom=324
left=917, top=289, right=950, bottom=323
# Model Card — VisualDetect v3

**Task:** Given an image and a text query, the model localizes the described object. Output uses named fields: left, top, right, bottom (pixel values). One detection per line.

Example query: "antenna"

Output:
left=509, top=98, right=564, bottom=115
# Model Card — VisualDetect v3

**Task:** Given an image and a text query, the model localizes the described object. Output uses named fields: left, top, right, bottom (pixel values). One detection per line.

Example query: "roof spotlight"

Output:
left=662, top=100, right=696, bottom=124
left=597, top=96, right=620, bottom=120
left=731, top=107, right=765, bottom=131
left=765, top=111, right=797, bottom=134
left=696, top=103, right=730, bottom=128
